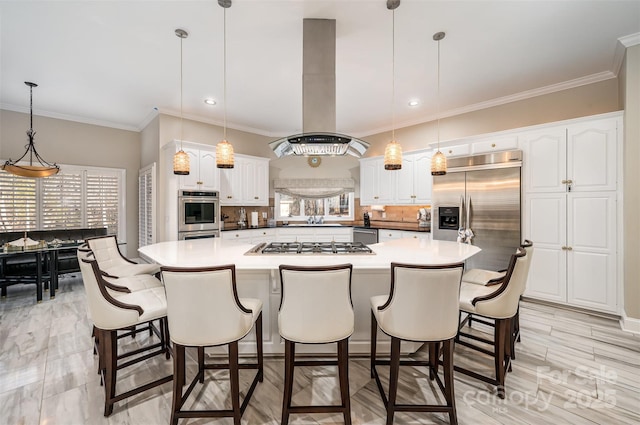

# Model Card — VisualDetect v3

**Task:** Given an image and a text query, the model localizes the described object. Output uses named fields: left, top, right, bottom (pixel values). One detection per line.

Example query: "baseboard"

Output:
left=620, top=311, right=640, bottom=334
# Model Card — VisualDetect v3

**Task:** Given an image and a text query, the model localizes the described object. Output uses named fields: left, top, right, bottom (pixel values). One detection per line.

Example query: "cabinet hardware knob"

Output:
left=197, top=181, right=203, bottom=185
left=413, top=235, right=417, bottom=238
left=254, top=196, right=258, bottom=199
left=227, top=196, right=232, bottom=199
left=448, top=150, right=453, bottom=154
left=491, top=143, right=496, bottom=148
left=235, top=234, right=239, bottom=237
left=561, top=246, right=573, bottom=251
left=374, top=196, right=379, bottom=199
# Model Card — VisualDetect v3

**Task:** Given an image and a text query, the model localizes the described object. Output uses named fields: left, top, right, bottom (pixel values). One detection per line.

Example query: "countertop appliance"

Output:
left=432, top=150, right=521, bottom=271
left=178, top=189, right=220, bottom=238
left=363, top=212, right=371, bottom=227
left=353, top=227, right=378, bottom=245
left=246, top=241, right=374, bottom=255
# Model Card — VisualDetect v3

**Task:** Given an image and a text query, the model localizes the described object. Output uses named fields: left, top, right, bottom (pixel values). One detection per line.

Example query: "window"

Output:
left=0, top=164, right=125, bottom=237
left=276, top=192, right=354, bottom=221
left=138, top=163, right=156, bottom=248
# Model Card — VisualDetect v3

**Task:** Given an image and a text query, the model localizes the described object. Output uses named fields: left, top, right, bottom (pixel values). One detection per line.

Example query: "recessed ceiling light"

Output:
left=204, top=98, right=216, bottom=105
left=408, top=100, right=419, bottom=107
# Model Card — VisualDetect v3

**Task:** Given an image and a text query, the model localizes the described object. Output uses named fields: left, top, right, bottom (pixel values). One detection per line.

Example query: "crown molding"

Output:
left=612, top=32, right=640, bottom=76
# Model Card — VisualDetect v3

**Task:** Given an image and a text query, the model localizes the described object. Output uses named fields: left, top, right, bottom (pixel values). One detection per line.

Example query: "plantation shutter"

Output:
left=86, top=171, right=120, bottom=235
left=0, top=170, right=37, bottom=231
left=41, top=171, right=83, bottom=229
left=138, top=163, right=156, bottom=247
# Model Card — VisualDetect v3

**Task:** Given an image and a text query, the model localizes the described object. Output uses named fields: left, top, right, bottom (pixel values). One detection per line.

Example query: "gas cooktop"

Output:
left=246, top=241, right=374, bottom=255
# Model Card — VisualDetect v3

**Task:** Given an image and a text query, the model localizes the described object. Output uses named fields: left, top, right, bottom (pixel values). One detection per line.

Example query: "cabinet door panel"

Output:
left=521, top=127, right=566, bottom=193
left=179, top=148, right=201, bottom=190
left=359, top=159, right=378, bottom=205
left=198, top=151, right=218, bottom=190
left=567, top=119, right=617, bottom=192
left=413, top=152, right=432, bottom=204
left=524, top=247, right=566, bottom=302
left=567, top=192, right=616, bottom=312
left=523, top=193, right=566, bottom=302
left=394, top=157, right=415, bottom=204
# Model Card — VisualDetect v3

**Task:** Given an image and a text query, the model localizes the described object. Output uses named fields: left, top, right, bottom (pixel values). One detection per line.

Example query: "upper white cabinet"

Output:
left=521, top=114, right=621, bottom=314
left=360, top=150, right=431, bottom=206
left=395, top=150, right=432, bottom=205
left=220, top=154, right=270, bottom=206
left=521, top=117, right=617, bottom=194
left=360, top=157, right=396, bottom=205
left=170, top=142, right=220, bottom=191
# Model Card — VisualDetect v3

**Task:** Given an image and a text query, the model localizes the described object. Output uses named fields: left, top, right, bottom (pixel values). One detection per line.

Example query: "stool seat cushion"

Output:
left=103, top=262, right=161, bottom=278
left=239, top=298, right=263, bottom=323
left=462, top=269, right=506, bottom=286
left=459, top=281, right=496, bottom=314
left=105, top=274, right=163, bottom=294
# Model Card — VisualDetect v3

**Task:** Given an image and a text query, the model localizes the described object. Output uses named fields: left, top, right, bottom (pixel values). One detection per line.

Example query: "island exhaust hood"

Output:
left=269, top=19, right=369, bottom=158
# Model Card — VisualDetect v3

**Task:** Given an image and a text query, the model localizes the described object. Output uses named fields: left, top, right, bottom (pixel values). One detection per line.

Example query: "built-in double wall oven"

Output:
left=178, top=189, right=220, bottom=240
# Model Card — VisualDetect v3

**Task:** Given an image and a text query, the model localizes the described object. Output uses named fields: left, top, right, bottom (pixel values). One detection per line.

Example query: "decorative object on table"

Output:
left=173, top=29, right=190, bottom=175
left=431, top=31, right=448, bottom=176
left=2, top=82, right=60, bottom=178
left=383, top=0, right=402, bottom=171
left=5, top=237, right=44, bottom=252
left=216, top=0, right=235, bottom=168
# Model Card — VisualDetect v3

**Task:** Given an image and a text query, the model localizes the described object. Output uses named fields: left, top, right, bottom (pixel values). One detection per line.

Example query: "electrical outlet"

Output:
left=262, top=212, right=267, bottom=219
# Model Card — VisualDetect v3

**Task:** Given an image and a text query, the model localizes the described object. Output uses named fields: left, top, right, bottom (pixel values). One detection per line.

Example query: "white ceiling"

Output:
left=1, top=1, right=639, bottom=138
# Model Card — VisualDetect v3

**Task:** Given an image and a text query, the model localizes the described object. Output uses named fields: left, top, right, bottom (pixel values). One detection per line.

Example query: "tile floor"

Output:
left=1, top=275, right=639, bottom=425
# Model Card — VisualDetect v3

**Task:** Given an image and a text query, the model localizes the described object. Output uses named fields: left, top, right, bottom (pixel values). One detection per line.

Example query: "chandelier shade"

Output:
left=173, top=28, right=190, bottom=175
left=2, top=82, right=60, bottom=178
left=216, top=2, right=235, bottom=169
left=384, top=140, right=402, bottom=170
left=430, top=31, right=447, bottom=176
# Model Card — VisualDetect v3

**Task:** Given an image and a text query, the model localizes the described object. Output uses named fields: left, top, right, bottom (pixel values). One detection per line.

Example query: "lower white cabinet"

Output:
left=523, top=191, right=617, bottom=313
left=378, top=229, right=430, bottom=242
left=222, top=227, right=353, bottom=244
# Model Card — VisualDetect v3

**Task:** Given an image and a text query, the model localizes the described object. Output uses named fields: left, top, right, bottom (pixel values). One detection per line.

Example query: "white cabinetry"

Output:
left=220, top=154, right=270, bottom=206
left=360, top=150, right=431, bottom=206
left=171, top=142, right=219, bottom=191
left=222, top=228, right=276, bottom=244
left=395, top=150, right=432, bottom=204
left=378, top=229, right=430, bottom=242
left=275, top=227, right=352, bottom=242
left=359, top=157, right=395, bottom=205
left=521, top=115, right=620, bottom=313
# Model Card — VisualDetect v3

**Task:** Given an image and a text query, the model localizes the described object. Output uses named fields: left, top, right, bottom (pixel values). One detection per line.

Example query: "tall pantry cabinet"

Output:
left=521, top=114, right=620, bottom=313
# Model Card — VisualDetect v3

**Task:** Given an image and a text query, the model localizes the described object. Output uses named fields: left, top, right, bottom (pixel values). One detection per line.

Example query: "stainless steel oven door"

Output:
left=178, top=230, right=220, bottom=240
left=178, top=196, right=219, bottom=232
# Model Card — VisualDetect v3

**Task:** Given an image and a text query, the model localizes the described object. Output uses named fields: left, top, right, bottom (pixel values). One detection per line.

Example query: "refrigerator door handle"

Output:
left=457, top=195, right=466, bottom=243
left=464, top=195, right=474, bottom=244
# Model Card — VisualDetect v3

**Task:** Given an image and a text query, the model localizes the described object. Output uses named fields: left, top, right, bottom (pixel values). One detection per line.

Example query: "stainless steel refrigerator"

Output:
left=432, top=150, right=522, bottom=271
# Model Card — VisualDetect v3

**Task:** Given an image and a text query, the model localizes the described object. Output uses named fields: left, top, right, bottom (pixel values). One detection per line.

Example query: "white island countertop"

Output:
left=139, top=237, right=480, bottom=269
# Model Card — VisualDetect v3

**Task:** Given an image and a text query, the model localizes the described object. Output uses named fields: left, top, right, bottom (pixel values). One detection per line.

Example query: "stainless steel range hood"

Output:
left=269, top=19, right=369, bottom=158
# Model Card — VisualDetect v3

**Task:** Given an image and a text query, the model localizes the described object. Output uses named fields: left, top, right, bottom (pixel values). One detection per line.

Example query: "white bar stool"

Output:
left=161, top=265, right=263, bottom=425
left=278, top=264, right=354, bottom=425
left=86, top=235, right=160, bottom=277
left=370, top=262, right=464, bottom=425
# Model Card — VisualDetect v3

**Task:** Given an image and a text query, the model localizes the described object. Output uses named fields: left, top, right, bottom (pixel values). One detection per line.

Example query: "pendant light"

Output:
left=216, top=0, right=235, bottom=169
left=430, top=32, right=447, bottom=176
left=173, top=28, right=190, bottom=175
left=2, top=82, right=60, bottom=178
left=383, top=0, right=402, bottom=171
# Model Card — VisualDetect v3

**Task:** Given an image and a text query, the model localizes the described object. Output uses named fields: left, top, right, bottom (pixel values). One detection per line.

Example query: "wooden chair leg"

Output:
left=338, top=339, right=352, bottom=425
left=170, top=344, right=185, bottom=425
left=386, top=337, right=401, bottom=425
left=102, top=329, right=117, bottom=416
left=495, top=319, right=507, bottom=399
left=256, top=312, right=264, bottom=382
left=443, top=338, right=458, bottom=425
left=197, top=347, right=205, bottom=384
left=229, top=341, right=241, bottom=425
left=282, top=339, right=295, bottom=425
left=370, top=311, right=378, bottom=379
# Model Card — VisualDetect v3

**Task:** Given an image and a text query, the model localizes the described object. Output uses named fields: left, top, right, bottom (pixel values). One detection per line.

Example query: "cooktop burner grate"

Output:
left=246, top=241, right=374, bottom=255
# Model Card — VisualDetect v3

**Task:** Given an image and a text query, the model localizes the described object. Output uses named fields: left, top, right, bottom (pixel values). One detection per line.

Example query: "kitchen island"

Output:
left=139, top=237, right=480, bottom=355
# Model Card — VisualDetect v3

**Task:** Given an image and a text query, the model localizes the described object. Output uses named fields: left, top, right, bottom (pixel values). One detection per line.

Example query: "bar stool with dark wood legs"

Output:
left=161, top=265, right=263, bottom=425
left=86, top=235, right=160, bottom=277
left=278, top=264, right=354, bottom=425
left=456, top=247, right=529, bottom=398
left=370, top=262, right=465, bottom=425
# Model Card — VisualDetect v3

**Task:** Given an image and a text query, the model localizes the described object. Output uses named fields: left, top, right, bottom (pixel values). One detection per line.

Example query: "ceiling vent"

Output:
left=270, top=19, right=369, bottom=158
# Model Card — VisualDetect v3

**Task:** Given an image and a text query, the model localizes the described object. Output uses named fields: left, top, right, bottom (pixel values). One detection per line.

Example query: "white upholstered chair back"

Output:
left=278, top=264, right=354, bottom=344
left=474, top=249, right=528, bottom=319
left=375, top=263, right=464, bottom=341
left=519, top=240, right=534, bottom=296
left=77, top=252, right=142, bottom=330
left=86, top=235, right=128, bottom=271
left=161, top=265, right=259, bottom=347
